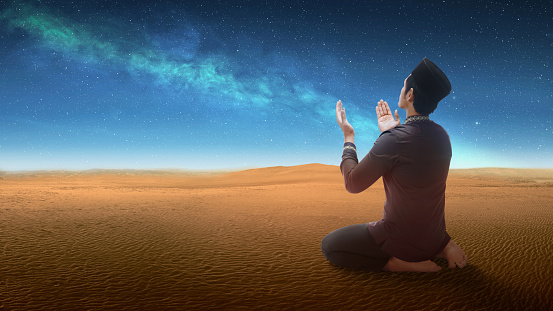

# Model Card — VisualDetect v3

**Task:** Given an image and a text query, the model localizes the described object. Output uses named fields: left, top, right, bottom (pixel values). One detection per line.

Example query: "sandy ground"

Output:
left=1, top=164, right=552, bottom=310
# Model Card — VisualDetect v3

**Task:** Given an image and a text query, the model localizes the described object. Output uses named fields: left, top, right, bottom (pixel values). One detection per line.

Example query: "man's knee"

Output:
left=321, top=233, right=334, bottom=260
left=320, top=243, right=350, bottom=269
left=321, top=232, right=336, bottom=261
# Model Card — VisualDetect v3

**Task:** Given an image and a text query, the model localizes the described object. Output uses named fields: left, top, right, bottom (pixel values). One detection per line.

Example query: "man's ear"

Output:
left=406, top=88, right=414, bottom=103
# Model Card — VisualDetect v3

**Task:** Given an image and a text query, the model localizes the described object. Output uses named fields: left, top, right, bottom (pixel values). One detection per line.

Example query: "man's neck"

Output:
left=405, top=107, right=423, bottom=118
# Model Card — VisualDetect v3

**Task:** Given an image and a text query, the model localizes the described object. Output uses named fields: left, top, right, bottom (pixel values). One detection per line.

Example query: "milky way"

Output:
left=0, top=0, right=551, bottom=170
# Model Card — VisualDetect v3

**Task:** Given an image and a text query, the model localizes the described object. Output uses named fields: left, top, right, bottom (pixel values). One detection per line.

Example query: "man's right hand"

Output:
left=376, top=100, right=400, bottom=132
left=336, top=100, right=355, bottom=143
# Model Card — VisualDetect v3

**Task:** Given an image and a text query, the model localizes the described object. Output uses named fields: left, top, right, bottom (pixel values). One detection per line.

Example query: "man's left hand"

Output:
left=376, top=100, right=400, bottom=132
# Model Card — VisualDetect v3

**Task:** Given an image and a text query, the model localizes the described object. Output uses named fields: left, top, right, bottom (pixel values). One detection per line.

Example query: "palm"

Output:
left=376, top=100, right=400, bottom=132
left=336, top=100, right=355, bottom=138
left=378, top=114, right=396, bottom=130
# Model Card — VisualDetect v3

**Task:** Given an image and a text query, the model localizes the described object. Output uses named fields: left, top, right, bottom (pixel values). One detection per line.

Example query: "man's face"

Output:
left=398, top=75, right=410, bottom=109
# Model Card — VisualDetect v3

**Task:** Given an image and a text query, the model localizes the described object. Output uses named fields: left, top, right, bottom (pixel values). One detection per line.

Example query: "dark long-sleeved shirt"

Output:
left=340, top=119, right=452, bottom=262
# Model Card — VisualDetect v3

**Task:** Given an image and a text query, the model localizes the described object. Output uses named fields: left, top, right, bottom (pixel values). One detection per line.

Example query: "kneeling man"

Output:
left=322, top=58, right=467, bottom=272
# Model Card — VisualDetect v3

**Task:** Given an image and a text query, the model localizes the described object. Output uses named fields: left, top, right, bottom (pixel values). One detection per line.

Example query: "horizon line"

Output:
left=1, top=163, right=553, bottom=174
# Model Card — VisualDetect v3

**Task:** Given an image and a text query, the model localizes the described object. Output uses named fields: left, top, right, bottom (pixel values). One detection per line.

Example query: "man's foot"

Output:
left=383, top=257, right=442, bottom=272
left=437, top=239, right=468, bottom=269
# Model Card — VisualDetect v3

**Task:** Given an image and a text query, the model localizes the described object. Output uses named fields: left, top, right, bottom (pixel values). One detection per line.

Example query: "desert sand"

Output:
left=1, top=164, right=552, bottom=310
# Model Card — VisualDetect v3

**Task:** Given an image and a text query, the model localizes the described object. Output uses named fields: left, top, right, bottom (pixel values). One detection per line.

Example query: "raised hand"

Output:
left=376, top=100, right=400, bottom=132
left=336, top=100, right=355, bottom=142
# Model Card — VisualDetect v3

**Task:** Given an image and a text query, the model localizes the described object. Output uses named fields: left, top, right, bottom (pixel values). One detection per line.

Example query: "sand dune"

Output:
left=1, top=164, right=552, bottom=310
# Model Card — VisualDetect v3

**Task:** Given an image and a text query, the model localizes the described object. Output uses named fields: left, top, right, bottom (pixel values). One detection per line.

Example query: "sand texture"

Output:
left=1, top=164, right=552, bottom=310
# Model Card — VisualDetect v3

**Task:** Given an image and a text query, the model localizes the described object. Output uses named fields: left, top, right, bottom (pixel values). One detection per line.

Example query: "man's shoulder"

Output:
left=395, top=121, right=448, bottom=135
left=376, top=128, right=399, bottom=142
left=376, top=122, right=449, bottom=148
left=375, top=121, right=449, bottom=143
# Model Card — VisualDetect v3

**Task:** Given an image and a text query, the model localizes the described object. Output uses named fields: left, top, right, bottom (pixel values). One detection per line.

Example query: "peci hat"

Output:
left=411, top=57, right=452, bottom=104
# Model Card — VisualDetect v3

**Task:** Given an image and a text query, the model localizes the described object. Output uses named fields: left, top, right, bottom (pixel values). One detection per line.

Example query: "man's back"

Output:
left=367, top=119, right=452, bottom=262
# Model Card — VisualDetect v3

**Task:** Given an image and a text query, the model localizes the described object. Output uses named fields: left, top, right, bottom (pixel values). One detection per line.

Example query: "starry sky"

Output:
left=1, top=0, right=551, bottom=171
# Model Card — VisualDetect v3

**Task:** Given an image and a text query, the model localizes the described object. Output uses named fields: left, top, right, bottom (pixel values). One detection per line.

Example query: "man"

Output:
left=321, top=58, right=468, bottom=272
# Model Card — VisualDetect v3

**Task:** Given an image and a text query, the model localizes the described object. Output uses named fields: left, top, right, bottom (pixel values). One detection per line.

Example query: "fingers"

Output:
left=376, top=100, right=385, bottom=118
left=376, top=99, right=391, bottom=118
left=336, top=100, right=343, bottom=124
left=336, top=100, right=349, bottom=126
left=394, top=109, right=399, bottom=122
left=341, top=107, right=347, bottom=123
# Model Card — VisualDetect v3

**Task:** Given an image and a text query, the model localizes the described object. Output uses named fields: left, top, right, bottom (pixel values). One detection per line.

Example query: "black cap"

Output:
left=411, top=57, right=452, bottom=103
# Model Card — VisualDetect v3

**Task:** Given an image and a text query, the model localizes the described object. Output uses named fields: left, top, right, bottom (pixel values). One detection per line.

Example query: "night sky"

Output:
left=1, top=0, right=551, bottom=171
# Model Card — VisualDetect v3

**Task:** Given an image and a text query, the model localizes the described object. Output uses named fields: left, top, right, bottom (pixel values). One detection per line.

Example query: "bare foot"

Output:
left=383, top=257, right=442, bottom=272
left=437, top=239, right=468, bottom=269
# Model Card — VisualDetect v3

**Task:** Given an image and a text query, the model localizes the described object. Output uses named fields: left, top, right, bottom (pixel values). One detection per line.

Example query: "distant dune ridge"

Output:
left=1, top=164, right=552, bottom=310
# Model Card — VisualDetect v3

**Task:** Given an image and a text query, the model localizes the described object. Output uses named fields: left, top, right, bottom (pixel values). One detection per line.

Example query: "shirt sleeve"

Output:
left=340, top=131, right=399, bottom=193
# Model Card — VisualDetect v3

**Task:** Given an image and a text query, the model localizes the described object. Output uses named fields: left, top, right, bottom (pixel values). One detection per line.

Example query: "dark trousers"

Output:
left=321, top=223, right=391, bottom=271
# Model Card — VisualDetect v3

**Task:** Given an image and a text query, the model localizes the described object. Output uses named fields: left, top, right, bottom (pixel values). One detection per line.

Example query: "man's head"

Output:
left=399, top=58, right=452, bottom=115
